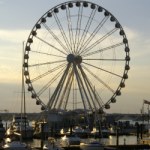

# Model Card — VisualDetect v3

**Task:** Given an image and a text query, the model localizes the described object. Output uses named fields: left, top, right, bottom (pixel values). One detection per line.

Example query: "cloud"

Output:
left=124, top=26, right=140, bottom=40
left=0, top=29, right=31, bottom=83
left=122, top=27, right=150, bottom=60
left=0, top=29, right=30, bottom=44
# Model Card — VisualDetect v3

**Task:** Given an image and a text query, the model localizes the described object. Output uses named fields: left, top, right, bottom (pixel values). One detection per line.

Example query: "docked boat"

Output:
left=60, top=134, right=81, bottom=147
left=72, top=126, right=91, bottom=138
left=91, top=127, right=110, bottom=138
left=140, top=138, right=149, bottom=145
left=2, top=141, right=31, bottom=150
left=0, top=116, right=5, bottom=140
left=33, top=121, right=49, bottom=139
left=6, top=115, right=33, bottom=139
left=80, top=141, right=104, bottom=150
left=43, top=137, right=64, bottom=150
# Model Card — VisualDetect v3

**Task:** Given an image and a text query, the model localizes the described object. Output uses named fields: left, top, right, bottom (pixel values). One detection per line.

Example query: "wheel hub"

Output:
left=67, top=54, right=82, bottom=64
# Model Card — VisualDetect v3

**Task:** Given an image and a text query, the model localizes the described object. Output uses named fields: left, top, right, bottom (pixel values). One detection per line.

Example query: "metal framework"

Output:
left=23, top=1, right=130, bottom=113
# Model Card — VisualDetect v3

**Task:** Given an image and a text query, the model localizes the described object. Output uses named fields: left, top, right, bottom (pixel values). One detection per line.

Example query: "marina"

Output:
left=1, top=112, right=150, bottom=150
left=1, top=110, right=150, bottom=149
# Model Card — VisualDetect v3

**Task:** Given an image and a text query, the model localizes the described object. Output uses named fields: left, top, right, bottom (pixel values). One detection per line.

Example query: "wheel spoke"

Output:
left=77, top=65, right=94, bottom=110
left=37, top=66, right=65, bottom=96
left=82, top=61, right=122, bottom=78
left=83, top=42, right=124, bottom=58
left=74, top=5, right=83, bottom=54
left=63, top=75, right=73, bottom=110
left=73, top=63, right=89, bottom=112
left=31, top=50, right=66, bottom=59
left=42, top=23, right=70, bottom=54
left=66, top=6, right=75, bottom=53
left=53, top=66, right=72, bottom=109
left=83, top=58, right=125, bottom=61
left=47, top=63, right=71, bottom=109
left=76, top=8, right=97, bottom=54
left=53, top=12, right=72, bottom=53
left=82, top=64, right=115, bottom=93
left=31, top=63, right=66, bottom=82
left=35, top=36, right=67, bottom=55
left=73, top=63, right=90, bottom=124
left=58, top=69, right=74, bottom=110
left=78, top=64, right=103, bottom=108
left=29, top=60, right=66, bottom=67
left=80, top=28, right=118, bottom=56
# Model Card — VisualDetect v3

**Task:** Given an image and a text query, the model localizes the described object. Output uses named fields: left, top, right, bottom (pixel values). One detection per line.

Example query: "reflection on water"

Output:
left=2, top=135, right=139, bottom=150
left=101, top=135, right=138, bottom=145
left=80, top=135, right=138, bottom=146
left=24, top=135, right=138, bottom=148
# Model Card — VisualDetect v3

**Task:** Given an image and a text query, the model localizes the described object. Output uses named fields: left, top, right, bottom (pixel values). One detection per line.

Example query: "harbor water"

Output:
left=25, top=135, right=138, bottom=148
left=101, top=135, right=138, bottom=145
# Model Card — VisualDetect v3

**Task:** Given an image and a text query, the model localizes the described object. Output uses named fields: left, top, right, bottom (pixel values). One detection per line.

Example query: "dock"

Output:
left=104, top=144, right=150, bottom=150
left=30, top=144, right=150, bottom=150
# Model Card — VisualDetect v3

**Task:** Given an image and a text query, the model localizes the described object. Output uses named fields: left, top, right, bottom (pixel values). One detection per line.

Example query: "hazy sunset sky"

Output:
left=0, top=0, right=150, bottom=113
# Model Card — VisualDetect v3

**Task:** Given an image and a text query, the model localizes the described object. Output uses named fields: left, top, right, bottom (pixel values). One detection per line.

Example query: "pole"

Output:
left=20, top=41, right=25, bottom=142
left=136, top=123, right=140, bottom=143
left=41, top=122, right=44, bottom=150
left=116, top=126, right=119, bottom=147
left=140, top=124, right=143, bottom=140
left=148, top=105, right=149, bottom=125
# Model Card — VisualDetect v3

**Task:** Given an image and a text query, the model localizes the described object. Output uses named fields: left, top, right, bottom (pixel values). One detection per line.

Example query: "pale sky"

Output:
left=0, top=0, right=150, bottom=113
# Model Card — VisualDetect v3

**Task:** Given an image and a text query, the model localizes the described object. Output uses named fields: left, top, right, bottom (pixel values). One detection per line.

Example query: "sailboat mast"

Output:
left=21, top=41, right=28, bottom=140
left=21, top=41, right=26, bottom=116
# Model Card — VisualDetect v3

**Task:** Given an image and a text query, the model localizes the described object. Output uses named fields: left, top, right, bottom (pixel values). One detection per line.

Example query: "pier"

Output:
left=30, top=144, right=150, bottom=150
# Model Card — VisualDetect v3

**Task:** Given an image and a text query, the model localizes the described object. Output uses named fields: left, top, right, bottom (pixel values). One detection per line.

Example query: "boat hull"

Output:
left=60, top=135, right=81, bottom=147
left=3, top=141, right=30, bottom=150
left=80, top=141, right=104, bottom=150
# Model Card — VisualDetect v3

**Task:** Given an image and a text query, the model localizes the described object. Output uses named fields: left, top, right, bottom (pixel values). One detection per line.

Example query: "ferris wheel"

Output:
left=23, top=1, right=130, bottom=112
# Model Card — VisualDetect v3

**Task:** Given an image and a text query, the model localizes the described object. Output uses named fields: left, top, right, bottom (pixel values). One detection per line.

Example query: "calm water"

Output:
left=101, top=135, right=138, bottom=145
left=25, top=135, right=138, bottom=148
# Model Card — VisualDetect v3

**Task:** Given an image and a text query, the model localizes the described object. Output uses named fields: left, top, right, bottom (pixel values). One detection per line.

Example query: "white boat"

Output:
left=80, top=141, right=104, bottom=150
left=6, top=115, right=33, bottom=139
left=43, top=137, right=64, bottom=150
left=2, top=141, right=31, bottom=150
left=60, top=134, right=81, bottom=147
